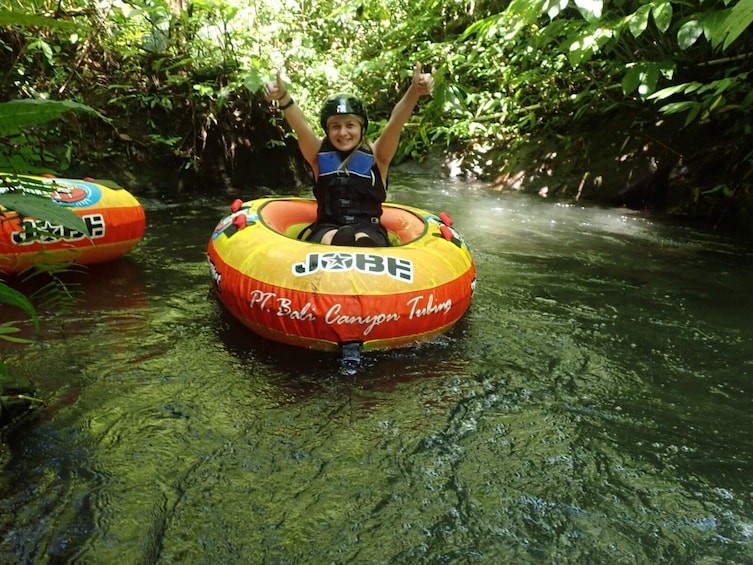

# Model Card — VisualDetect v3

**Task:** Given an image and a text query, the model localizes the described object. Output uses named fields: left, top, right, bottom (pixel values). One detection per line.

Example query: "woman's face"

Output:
left=326, top=115, right=363, bottom=152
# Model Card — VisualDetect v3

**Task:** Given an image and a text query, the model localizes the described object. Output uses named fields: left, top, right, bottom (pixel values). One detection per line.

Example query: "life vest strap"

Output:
left=318, top=150, right=374, bottom=177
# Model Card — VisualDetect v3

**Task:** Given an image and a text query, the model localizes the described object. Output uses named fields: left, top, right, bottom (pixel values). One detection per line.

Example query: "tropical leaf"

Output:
left=652, top=2, right=673, bottom=34
left=459, top=12, right=507, bottom=42
left=678, top=20, right=704, bottom=50
left=242, top=68, right=266, bottom=93
left=0, top=283, right=39, bottom=333
left=717, top=0, right=753, bottom=49
left=649, top=82, right=700, bottom=102
left=0, top=192, right=90, bottom=235
left=0, top=10, right=75, bottom=28
left=0, top=100, right=107, bottom=135
left=0, top=324, right=36, bottom=344
left=573, top=0, right=603, bottom=22
left=568, top=27, right=613, bottom=66
left=622, top=66, right=642, bottom=96
left=546, top=0, right=569, bottom=20
left=506, top=0, right=549, bottom=23
left=629, top=5, right=650, bottom=38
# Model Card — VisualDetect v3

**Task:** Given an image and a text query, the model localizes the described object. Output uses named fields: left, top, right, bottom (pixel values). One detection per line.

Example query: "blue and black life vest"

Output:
left=314, top=139, right=386, bottom=226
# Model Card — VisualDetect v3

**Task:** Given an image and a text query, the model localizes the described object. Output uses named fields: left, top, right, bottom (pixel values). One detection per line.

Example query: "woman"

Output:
left=264, top=62, right=434, bottom=246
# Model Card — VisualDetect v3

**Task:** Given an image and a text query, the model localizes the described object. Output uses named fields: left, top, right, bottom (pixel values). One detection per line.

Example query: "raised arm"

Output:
left=264, top=69, right=321, bottom=171
left=372, top=62, right=434, bottom=178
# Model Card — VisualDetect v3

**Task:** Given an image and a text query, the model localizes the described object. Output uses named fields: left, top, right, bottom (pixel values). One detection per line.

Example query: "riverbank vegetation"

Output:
left=2, top=0, right=753, bottom=220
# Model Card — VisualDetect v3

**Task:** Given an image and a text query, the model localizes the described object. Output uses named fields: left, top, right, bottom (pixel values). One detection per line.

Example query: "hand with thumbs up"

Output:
left=263, top=69, right=288, bottom=102
left=411, top=62, right=434, bottom=97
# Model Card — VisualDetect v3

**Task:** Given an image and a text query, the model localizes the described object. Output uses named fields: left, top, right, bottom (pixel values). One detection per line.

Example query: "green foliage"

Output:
left=0, top=182, right=88, bottom=387
left=0, top=173, right=91, bottom=387
left=649, top=72, right=751, bottom=126
left=0, top=100, right=96, bottom=237
left=0, top=100, right=106, bottom=132
left=0, top=100, right=108, bottom=173
left=714, top=0, right=753, bottom=49
left=414, top=0, right=753, bottom=211
left=0, top=282, right=39, bottom=386
left=0, top=99, right=103, bottom=390
left=1, top=0, right=753, bottom=210
left=0, top=9, right=75, bottom=28
left=0, top=283, right=38, bottom=338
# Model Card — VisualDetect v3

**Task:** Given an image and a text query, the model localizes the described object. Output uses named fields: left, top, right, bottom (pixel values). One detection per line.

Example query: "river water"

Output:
left=2, top=176, right=752, bottom=563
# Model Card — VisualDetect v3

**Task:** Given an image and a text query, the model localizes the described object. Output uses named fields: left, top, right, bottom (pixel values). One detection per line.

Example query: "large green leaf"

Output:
left=242, top=68, right=266, bottom=94
left=629, top=5, right=650, bottom=38
left=573, top=0, right=603, bottom=22
left=0, top=283, right=39, bottom=331
left=717, top=0, right=753, bottom=49
left=504, top=0, right=552, bottom=27
left=0, top=100, right=107, bottom=136
left=678, top=20, right=704, bottom=50
left=0, top=10, right=75, bottom=28
left=547, top=0, right=569, bottom=19
left=0, top=191, right=90, bottom=235
left=568, top=27, right=613, bottom=65
left=652, top=2, right=673, bottom=34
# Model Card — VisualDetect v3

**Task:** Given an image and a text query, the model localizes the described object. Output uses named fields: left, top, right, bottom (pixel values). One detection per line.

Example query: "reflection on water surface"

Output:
left=2, top=178, right=752, bottom=563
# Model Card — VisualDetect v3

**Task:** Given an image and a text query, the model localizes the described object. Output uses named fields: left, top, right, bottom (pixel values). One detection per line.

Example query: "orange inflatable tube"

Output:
left=207, top=198, right=476, bottom=352
left=0, top=174, right=146, bottom=273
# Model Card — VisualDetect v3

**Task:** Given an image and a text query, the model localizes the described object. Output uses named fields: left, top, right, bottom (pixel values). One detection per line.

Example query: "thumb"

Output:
left=276, top=68, right=283, bottom=86
left=414, top=62, right=423, bottom=77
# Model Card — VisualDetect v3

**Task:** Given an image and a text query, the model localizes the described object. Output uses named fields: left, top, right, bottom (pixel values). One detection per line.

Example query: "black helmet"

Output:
left=319, top=95, right=369, bottom=133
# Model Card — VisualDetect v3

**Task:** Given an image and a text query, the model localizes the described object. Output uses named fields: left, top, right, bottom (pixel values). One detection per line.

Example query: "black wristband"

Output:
left=279, top=97, right=295, bottom=110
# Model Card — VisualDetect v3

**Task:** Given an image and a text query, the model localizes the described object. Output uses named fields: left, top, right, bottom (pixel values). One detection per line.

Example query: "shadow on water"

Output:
left=2, top=178, right=753, bottom=563
left=214, top=301, right=475, bottom=382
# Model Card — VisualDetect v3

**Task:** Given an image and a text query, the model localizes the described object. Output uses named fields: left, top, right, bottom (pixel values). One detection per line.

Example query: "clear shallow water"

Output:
left=2, top=177, right=753, bottom=563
